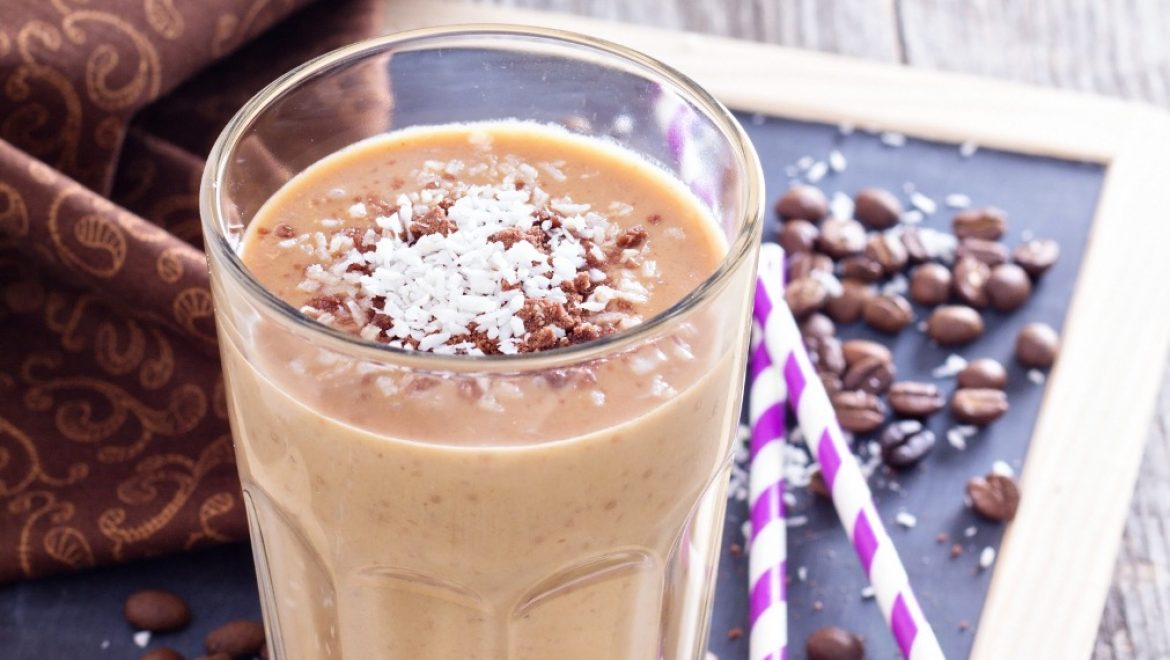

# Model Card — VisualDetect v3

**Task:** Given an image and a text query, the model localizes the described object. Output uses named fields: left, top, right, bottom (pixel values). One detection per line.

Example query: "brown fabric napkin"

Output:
left=0, top=0, right=383, bottom=582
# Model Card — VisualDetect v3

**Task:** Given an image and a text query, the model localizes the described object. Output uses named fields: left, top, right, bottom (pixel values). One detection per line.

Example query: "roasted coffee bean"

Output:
left=839, top=255, right=884, bottom=282
left=926, top=305, right=984, bottom=346
left=141, top=649, right=185, bottom=660
left=955, top=237, right=1009, bottom=266
left=800, top=313, right=836, bottom=338
left=1013, top=238, right=1060, bottom=278
left=909, top=263, right=952, bottom=306
left=787, top=252, right=834, bottom=282
left=205, top=620, right=266, bottom=658
left=778, top=219, right=819, bottom=254
left=1016, top=322, right=1060, bottom=368
left=879, top=419, right=937, bottom=467
left=841, top=339, right=891, bottom=367
left=951, top=388, right=1009, bottom=425
left=124, top=590, right=191, bottom=633
left=986, top=263, right=1032, bottom=311
left=819, top=371, right=844, bottom=397
left=785, top=277, right=829, bottom=317
left=865, top=232, right=909, bottom=274
left=853, top=188, right=903, bottom=230
left=831, top=390, right=887, bottom=433
left=966, top=473, right=1020, bottom=522
left=807, top=625, right=865, bottom=660
left=862, top=294, right=914, bottom=334
left=952, top=257, right=990, bottom=308
left=775, top=185, right=828, bottom=222
left=843, top=356, right=895, bottom=394
left=817, top=217, right=867, bottom=258
left=824, top=278, right=874, bottom=324
left=957, top=358, right=1007, bottom=389
left=888, top=381, right=945, bottom=417
left=900, top=226, right=930, bottom=263
left=805, top=336, right=846, bottom=375
left=952, top=207, right=1007, bottom=240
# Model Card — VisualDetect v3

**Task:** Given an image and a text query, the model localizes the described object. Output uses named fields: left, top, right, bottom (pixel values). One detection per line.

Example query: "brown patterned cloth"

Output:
left=0, top=0, right=384, bottom=582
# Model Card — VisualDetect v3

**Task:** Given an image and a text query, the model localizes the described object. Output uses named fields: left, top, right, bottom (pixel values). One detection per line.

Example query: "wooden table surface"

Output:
left=455, top=1, right=1170, bottom=657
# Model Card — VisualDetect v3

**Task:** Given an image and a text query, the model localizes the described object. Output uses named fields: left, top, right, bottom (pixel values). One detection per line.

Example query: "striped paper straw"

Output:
left=754, top=242, right=945, bottom=660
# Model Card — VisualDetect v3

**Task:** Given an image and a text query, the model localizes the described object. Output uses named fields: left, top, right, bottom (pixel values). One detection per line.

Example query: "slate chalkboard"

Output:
left=0, top=116, right=1104, bottom=659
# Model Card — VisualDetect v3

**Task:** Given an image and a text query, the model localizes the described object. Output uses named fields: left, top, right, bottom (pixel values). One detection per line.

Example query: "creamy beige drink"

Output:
left=216, top=121, right=753, bottom=659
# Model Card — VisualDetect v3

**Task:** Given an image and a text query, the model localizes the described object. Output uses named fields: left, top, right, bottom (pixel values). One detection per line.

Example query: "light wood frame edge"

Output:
left=383, top=3, right=1170, bottom=658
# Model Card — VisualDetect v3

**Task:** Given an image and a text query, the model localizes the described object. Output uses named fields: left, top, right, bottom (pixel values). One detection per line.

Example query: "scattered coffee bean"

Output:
left=800, top=313, right=836, bottom=338
left=1013, top=238, right=1060, bottom=278
left=986, top=263, right=1032, bottom=312
left=865, top=232, right=909, bottom=274
left=807, top=625, right=865, bottom=660
left=785, top=277, right=829, bottom=318
left=957, top=358, right=1008, bottom=389
left=141, top=649, right=185, bottom=660
left=1016, top=322, right=1060, bottom=368
left=863, top=294, right=914, bottom=333
left=879, top=419, right=937, bottom=468
left=841, top=339, right=891, bottom=367
left=776, top=185, right=828, bottom=222
left=888, top=381, right=945, bottom=417
left=951, top=388, right=1009, bottom=425
left=843, top=356, right=896, bottom=394
left=952, top=257, right=990, bottom=308
left=825, top=278, right=874, bottom=324
left=966, top=473, right=1020, bottom=522
left=778, top=219, right=819, bottom=254
left=909, top=263, right=952, bottom=306
left=926, top=305, right=983, bottom=346
left=900, top=226, right=930, bottom=263
left=819, top=371, right=844, bottom=397
left=955, top=237, right=1009, bottom=266
left=787, top=252, right=834, bottom=282
left=818, top=217, right=867, bottom=258
left=854, top=187, right=903, bottom=230
left=952, top=207, right=1007, bottom=240
left=831, top=390, right=887, bottom=433
left=204, top=620, right=266, bottom=658
left=839, top=255, right=884, bottom=282
left=806, top=336, right=846, bottom=375
left=124, top=590, right=191, bottom=633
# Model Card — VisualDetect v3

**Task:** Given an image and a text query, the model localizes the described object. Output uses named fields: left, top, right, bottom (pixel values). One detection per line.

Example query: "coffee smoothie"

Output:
left=216, top=121, right=752, bottom=659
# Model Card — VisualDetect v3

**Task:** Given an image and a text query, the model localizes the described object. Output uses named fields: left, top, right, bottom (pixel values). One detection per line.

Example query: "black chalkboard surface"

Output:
left=0, top=114, right=1105, bottom=659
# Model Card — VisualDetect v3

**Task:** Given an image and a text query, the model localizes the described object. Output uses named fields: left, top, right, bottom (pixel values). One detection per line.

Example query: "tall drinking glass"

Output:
left=202, top=26, right=763, bottom=659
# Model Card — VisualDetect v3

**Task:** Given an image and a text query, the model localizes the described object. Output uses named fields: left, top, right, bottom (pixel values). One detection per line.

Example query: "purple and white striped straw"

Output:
left=754, top=242, right=944, bottom=660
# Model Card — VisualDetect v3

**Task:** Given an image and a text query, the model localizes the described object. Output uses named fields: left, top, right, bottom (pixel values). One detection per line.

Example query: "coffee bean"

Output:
left=952, top=207, right=1007, bottom=240
left=831, top=390, right=887, bottom=433
left=839, top=255, right=884, bottom=282
left=817, top=217, right=867, bottom=258
left=843, top=356, right=896, bottom=394
left=879, top=419, right=937, bottom=467
left=819, top=371, right=843, bottom=397
left=787, top=252, right=834, bottom=282
left=805, top=336, right=846, bottom=375
left=1013, top=238, right=1060, bottom=278
left=966, top=473, right=1020, bottom=522
left=900, top=226, right=930, bottom=263
left=952, top=257, right=989, bottom=308
left=825, top=278, right=874, bottom=324
left=1016, top=322, right=1059, bottom=368
left=800, top=313, right=836, bottom=338
left=141, top=649, right=185, bottom=660
left=841, top=339, right=891, bottom=367
left=926, top=305, right=984, bottom=346
left=957, top=358, right=1007, bottom=389
left=955, top=237, right=1009, bottom=266
left=195, top=655, right=231, bottom=660
left=778, top=219, right=819, bottom=254
left=986, top=263, right=1032, bottom=311
left=864, top=232, right=908, bottom=274
left=205, top=620, right=266, bottom=658
left=951, top=388, right=1009, bottom=425
left=854, top=187, right=903, bottom=230
left=807, top=625, right=865, bottom=660
left=863, top=294, right=914, bottom=334
left=888, top=381, right=945, bottom=417
left=124, top=590, right=190, bottom=633
left=775, top=185, right=828, bottom=222
left=909, top=262, right=952, bottom=306
left=785, top=277, right=829, bottom=317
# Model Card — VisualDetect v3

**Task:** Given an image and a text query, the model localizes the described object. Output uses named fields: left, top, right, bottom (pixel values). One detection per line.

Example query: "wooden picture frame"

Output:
left=382, top=2, right=1170, bottom=657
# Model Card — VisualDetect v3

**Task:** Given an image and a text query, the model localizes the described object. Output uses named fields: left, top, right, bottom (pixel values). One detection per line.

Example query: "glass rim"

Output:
left=200, top=24, right=764, bottom=371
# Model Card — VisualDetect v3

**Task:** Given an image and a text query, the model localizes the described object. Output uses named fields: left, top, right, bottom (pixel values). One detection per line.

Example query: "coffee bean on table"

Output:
left=775, top=184, right=828, bottom=222
left=863, top=293, right=914, bottom=333
left=888, top=381, right=945, bottom=417
left=778, top=219, right=819, bottom=254
left=825, top=278, right=874, bottom=324
left=951, top=388, right=1009, bottom=425
left=986, top=263, right=1032, bottom=312
left=818, top=217, right=867, bottom=258
left=909, top=262, right=952, bottom=306
left=879, top=419, right=937, bottom=467
left=956, top=237, right=1009, bottom=266
left=843, top=356, right=896, bottom=394
left=1016, top=322, right=1060, bottom=368
left=807, top=625, right=865, bottom=660
left=123, top=589, right=191, bottom=632
left=787, top=252, right=834, bottom=282
left=141, top=649, right=185, bottom=660
left=785, top=277, right=829, bottom=317
left=864, top=232, right=909, bottom=274
left=831, top=390, right=887, bottom=433
left=900, top=226, right=931, bottom=263
left=952, top=207, right=1007, bottom=240
left=853, top=187, right=903, bottom=230
left=957, top=358, right=1008, bottom=389
left=966, top=473, right=1021, bottom=522
left=952, top=257, right=990, bottom=308
left=842, top=339, right=891, bottom=367
left=819, top=371, right=844, bottom=397
left=205, top=620, right=266, bottom=658
left=926, top=305, right=984, bottom=346
left=800, top=312, right=836, bottom=338
left=839, top=255, right=884, bottom=282
left=806, top=336, right=846, bottom=375
left=1013, top=238, right=1061, bottom=278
